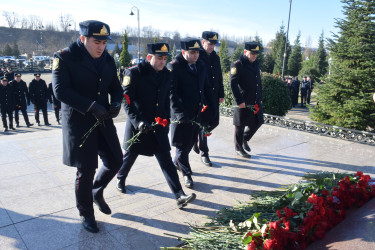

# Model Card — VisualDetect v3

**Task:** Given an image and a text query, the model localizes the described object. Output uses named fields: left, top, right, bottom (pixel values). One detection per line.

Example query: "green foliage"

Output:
left=254, top=36, right=264, bottom=69
left=219, top=39, right=230, bottom=73
left=314, top=31, right=329, bottom=76
left=2, top=43, right=12, bottom=56
left=231, top=43, right=243, bottom=62
left=119, top=30, right=132, bottom=67
left=111, top=42, right=120, bottom=57
left=262, top=53, right=275, bottom=73
left=271, top=25, right=291, bottom=75
left=311, top=0, right=375, bottom=131
left=287, top=32, right=302, bottom=76
left=262, top=73, right=291, bottom=116
left=12, top=40, right=20, bottom=57
left=171, top=44, right=177, bottom=60
left=222, top=72, right=291, bottom=116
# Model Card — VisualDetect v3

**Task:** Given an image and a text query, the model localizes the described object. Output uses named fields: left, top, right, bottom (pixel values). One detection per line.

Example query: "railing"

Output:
left=219, top=106, right=375, bottom=145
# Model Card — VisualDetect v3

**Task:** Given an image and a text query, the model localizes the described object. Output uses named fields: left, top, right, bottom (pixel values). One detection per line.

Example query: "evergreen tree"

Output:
left=254, top=35, right=265, bottom=68
left=12, top=40, right=20, bottom=58
left=154, top=36, right=158, bottom=43
left=287, top=32, right=302, bottom=76
left=311, top=0, right=375, bottom=131
left=231, top=43, right=244, bottom=62
left=171, top=44, right=177, bottom=60
left=3, top=43, right=12, bottom=56
left=314, top=31, right=329, bottom=76
left=262, top=53, right=275, bottom=73
left=219, top=39, right=230, bottom=73
left=119, top=30, right=132, bottom=67
left=271, top=25, right=291, bottom=75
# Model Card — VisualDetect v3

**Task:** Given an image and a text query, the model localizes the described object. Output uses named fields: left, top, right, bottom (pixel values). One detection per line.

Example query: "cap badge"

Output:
left=211, top=34, right=218, bottom=40
left=160, top=44, right=168, bottom=52
left=253, top=46, right=259, bottom=51
left=93, top=25, right=109, bottom=36
left=189, top=42, right=200, bottom=49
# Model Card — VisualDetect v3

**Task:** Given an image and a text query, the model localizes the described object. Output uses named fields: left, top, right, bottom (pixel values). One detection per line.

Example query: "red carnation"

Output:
left=201, top=105, right=208, bottom=112
left=19, top=106, right=22, bottom=108
left=124, top=94, right=130, bottom=104
left=204, top=132, right=212, bottom=137
left=254, top=104, right=260, bottom=114
left=162, top=119, right=168, bottom=127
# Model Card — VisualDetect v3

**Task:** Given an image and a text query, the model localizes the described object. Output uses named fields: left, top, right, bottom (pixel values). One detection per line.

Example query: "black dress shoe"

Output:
left=235, top=149, right=251, bottom=158
left=45, top=123, right=51, bottom=126
left=184, top=175, right=194, bottom=188
left=3, top=128, right=8, bottom=132
left=93, top=196, right=111, bottom=215
left=116, top=179, right=126, bottom=193
left=16, top=124, right=20, bottom=128
left=81, top=215, right=99, bottom=233
left=27, top=123, right=34, bottom=127
left=243, top=141, right=251, bottom=152
left=201, top=156, right=212, bottom=167
left=10, top=127, right=16, bottom=130
left=192, top=142, right=199, bottom=154
left=37, top=123, right=41, bottom=126
left=176, top=193, right=197, bottom=209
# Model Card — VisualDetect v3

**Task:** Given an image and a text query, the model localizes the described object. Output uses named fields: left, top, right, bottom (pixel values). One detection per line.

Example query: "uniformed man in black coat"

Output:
left=5, top=67, right=15, bottom=82
left=117, top=43, right=196, bottom=208
left=170, top=38, right=209, bottom=188
left=52, top=20, right=123, bottom=233
left=48, top=82, right=61, bottom=124
left=300, top=76, right=310, bottom=107
left=0, top=76, right=16, bottom=132
left=291, top=76, right=300, bottom=107
left=192, top=31, right=224, bottom=167
left=29, top=73, right=50, bottom=126
left=10, top=73, right=33, bottom=127
left=230, top=42, right=264, bottom=158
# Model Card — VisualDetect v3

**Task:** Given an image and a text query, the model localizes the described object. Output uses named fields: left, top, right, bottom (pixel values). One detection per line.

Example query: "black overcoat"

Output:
left=0, top=84, right=14, bottom=112
left=52, top=39, right=123, bottom=169
left=48, top=82, right=61, bottom=109
left=169, top=53, right=207, bottom=147
left=199, top=50, right=224, bottom=131
left=10, top=79, right=29, bottom=108
left=29, top=79, right=49, bottom=109
left=122, top=61, right=171, bottom=156
left=230, top=54, right=264, bottom=127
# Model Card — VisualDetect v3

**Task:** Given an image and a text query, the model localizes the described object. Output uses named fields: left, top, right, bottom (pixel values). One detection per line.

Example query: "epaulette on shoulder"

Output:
left=128, top=65, right=138, bottom=71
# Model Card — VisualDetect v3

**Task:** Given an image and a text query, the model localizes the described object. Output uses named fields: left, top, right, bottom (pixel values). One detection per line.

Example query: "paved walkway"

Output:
left=0, top=112, right=374, bottom=249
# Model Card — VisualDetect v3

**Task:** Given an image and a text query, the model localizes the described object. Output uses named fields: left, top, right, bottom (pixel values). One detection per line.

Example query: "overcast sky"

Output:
left=1, top=0, right=345, bottom=47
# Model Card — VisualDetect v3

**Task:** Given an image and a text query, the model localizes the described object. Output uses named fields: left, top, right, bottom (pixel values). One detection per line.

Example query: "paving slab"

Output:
left=0, top=112, right=374, bottom=249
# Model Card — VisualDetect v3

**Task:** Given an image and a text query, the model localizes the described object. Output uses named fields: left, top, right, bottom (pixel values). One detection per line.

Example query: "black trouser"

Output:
left=300, top=94, right=307, bottom=107
left=75, top=130, right=122, bottom=217
left=14, top=106, right=30, bottom=125
left=34, top=104, right=49, bottom=124
left=307, top=89, right=312, bottom=104
left=234, top=123, right=262, bottom=151
left=174, top=125, right=199, bottom=176
left=53, top=106, right=60, bottom=122
left=1, top=108, right=14, bottom=129
left=118, top=149, right=184, bottom=198
left=292, top=92, right=299, bottom=107
left=197, top=128, right=209, bottom=156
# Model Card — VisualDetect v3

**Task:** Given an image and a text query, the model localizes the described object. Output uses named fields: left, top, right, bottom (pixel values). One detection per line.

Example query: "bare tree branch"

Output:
left=59, top=14, right=73, bottom=32
left=2, top=11, right=19, bottom=28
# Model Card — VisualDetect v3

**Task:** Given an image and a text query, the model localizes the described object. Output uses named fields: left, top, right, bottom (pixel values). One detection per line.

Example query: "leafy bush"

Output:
left=222, top=72, right=291, bottom=116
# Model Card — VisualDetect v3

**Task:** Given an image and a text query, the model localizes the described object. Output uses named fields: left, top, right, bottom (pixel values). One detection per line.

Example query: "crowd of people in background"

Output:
left=285, top=75, right=317, bottom=108
left=0, top=67, right=61, bottom=132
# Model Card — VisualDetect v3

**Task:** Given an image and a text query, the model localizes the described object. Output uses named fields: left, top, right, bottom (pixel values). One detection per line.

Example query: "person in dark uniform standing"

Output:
left=0, top=76, right=16, bottom=132
left=5, top=67, right=15, bottom=82
left=230, top=42, right=264, bottom=158
left=10, top=73, right=33, bottom=127
left=52, top=20, right=123, bottom=233
left=117, top=43, right=196, bottom=208
left=118, top=65, right=125, bottom=83
left=192, top=31, right=224, bottom=167
left=170, top=38, right=209, bottom=188
left=29, top=73, right=50, bottom=126
left=306, top=75, right=314, bottom=104
left=48, top=82, right=61, bottom=124
left=291, top=76, right=300, bottom=107
left=300, top=76, right=310, bottom=107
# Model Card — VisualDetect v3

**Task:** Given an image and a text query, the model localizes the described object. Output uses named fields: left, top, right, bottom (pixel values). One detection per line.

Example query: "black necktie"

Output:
left=190, top=64, right=197, bottom=73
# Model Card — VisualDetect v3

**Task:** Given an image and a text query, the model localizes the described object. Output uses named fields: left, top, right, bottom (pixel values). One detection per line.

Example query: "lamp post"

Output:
left=281, top=0, right=292, bottom=79
left=130, top=6, right=140, bottom=63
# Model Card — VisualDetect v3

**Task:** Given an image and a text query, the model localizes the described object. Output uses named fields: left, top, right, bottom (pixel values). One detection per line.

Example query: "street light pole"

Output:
left=130, top=6, right=140, bottom=63
left=282, top=0, right=292, bottom=79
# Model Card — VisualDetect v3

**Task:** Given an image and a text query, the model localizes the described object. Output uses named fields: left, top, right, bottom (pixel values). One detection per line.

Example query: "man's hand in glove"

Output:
left=109, top=102, right=121, bottom=118
left=88, top=102, right=110, bottom=121
left=138, top=121, right=153, bottom=133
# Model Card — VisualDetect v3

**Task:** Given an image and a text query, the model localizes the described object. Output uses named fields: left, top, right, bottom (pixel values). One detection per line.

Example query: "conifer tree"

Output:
left=111, top=42, right=119, bottom=57
left=219, top=39, right=230, bottom=73
left=271, top=25, right=291, bottom=75
left=119, top=30, right=132, bottom=67
left=311, top=0, right=375, bottom=130
left=262, top=53, right=275, bottom=73
left=314, top=31, right=328, bottom=76
left=287, top=32, right=302, bottom=76
left=231, top=43, right=243, bottom=62
left=254, top=35, right=264, bottom=68
left=12, top=40, right=20, bottom=58
left=3, top=43, right=12, bottom=56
